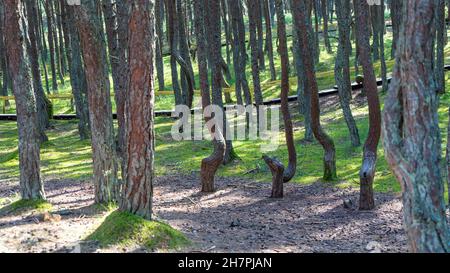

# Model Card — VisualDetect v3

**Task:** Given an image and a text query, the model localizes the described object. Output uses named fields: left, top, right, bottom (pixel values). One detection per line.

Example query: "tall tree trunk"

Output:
left=263, top=0, right=276, bottom=81
left=354, top=0, right=382, bottom=210
left=120, top=0, right=156, bottom=220
left=379, top=0, right=388, bottom=93
left=65, top=3, right=90, bottom=140
left=435, top=0, right=445, bottom=94
left=291, top=18, right=314, bottom=142
left=166, top=0, right=183, bottom=106
left=45, top=0, right=58, bottom=91
left=321, top=0, right=332, bottom=53
left=335, top=0, right=360, bottom=147
left=256, top=0, right=265, bottom=70
left=194, top=0, right=225, bottom=193
left=292, top=0, right=337, bottom=181
left=155, top=0, right=165, bottom=90
left=51, top=0, right=64, bottom=85
left=74, top=0, right=119, bottom=204
left=390, top=0, right=402, bottom=59
left=103, top=0, right=127, bottom=159
left=248, top=0, right=263, bottom=108
left=370, top=5, right=380, bottom=61
left=264, top=0, right=297, bottom=198
left=221, top=0, right=232, bottom=67
left=55, top=0, right=66, bottom=77
left=228, top=0, right=252, bottom=106
left=4, top=0, right=46, bottom=200
left=116, top=1, right=131, bottom=164
left=206, top=0, right=237, bottom=165
left=177, top=0, right=195, bottom=107
left=37, top=1, right=50, bottom=95
left=25, top=0, right=49, bottom=143
left=383, top=0, right=450, bottom=253
left=0, top=4, right=9, bottom=107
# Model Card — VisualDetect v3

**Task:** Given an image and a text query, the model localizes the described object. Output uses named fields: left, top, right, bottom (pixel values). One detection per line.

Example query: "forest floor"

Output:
left=0, top=173, right=408, bottom=253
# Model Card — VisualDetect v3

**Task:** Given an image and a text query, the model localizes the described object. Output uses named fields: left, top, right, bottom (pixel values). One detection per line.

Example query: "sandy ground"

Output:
left=0, top=174, right=408, bottom=253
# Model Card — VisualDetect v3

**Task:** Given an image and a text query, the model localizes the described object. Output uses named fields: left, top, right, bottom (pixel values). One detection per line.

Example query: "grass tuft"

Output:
left=86, top=210, right=190, bottom=251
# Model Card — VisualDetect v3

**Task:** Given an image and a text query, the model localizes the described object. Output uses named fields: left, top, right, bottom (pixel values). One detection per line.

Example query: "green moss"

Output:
left=86, top=210, right=190, bottom=251
left=0, top=199, right=53, bottom=215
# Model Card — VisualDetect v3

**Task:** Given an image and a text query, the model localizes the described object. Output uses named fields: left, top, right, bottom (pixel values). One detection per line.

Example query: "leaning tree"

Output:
left=263, top=0, right=297, bottom=198
left=383, top=0, right=450, bottom=252
left=194, top=0, right=225, bottom=193
left=292, top=0, right=337, bottom=181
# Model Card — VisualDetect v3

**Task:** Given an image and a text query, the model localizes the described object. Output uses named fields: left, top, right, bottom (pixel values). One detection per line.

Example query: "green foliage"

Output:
left=86, top=210, right=190, bottom=251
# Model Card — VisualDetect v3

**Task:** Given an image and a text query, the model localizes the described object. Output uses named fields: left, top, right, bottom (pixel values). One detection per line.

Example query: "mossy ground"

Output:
left=0, top=198, right=53, bottom=215
left=86, top=210, right=190, bottom=251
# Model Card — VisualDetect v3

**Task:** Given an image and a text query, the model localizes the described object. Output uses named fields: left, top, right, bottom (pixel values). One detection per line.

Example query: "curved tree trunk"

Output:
left=383, top=0, right=450, bottom=252
left=195, top=0, right=225, bottom=193
left=264, top=0, right=297, bottom=198
left=292, top=0, right=337, bottom=181
left=354, top=0, right=381, bottom=210
left=4, top=0, right=45, bottom=200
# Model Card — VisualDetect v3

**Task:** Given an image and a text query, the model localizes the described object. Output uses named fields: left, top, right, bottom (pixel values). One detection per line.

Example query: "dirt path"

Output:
left=0, top=174, right=408, bottom=253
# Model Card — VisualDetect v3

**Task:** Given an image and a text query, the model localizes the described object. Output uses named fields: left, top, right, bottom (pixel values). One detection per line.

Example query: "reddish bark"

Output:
left=120, top=0, right=156, bottom=220
left=354, top=0, right=381, bottom=210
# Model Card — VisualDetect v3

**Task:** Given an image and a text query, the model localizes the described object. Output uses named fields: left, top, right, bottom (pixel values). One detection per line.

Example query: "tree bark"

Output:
left=120, top=0, right=156, bottom=220
left=228, top=0, right=252, bottom=106
left=292, top=0, right=337, bottom=181
left=44, top=0, right=58, bottom=91
left=354, top=0, right=381, bottom=210
left=4, top=0, right=46, bottom=200
left=25, top=0, right=50, bottom=143
left=155, top=0, right=165, bottom=90
left=74, top=0, right=119, bottom=204
left=383, top=0, right=450, bottom=252
left=248, top=0, right=263, bottom=108
left=321, top=0, right=332, bottom=53
left=196, top=0, right=225, bottom=193
left=335, top=0, right=360, bottom=147
left=264, top=0, right=297, bottom=198
left=390, top=0, right=402, bottom=59
left=435, top=0, right=446, bottom=94
left=263, top=0, right=276, bottom=81
left=65, top=2, right=90, bottom=140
